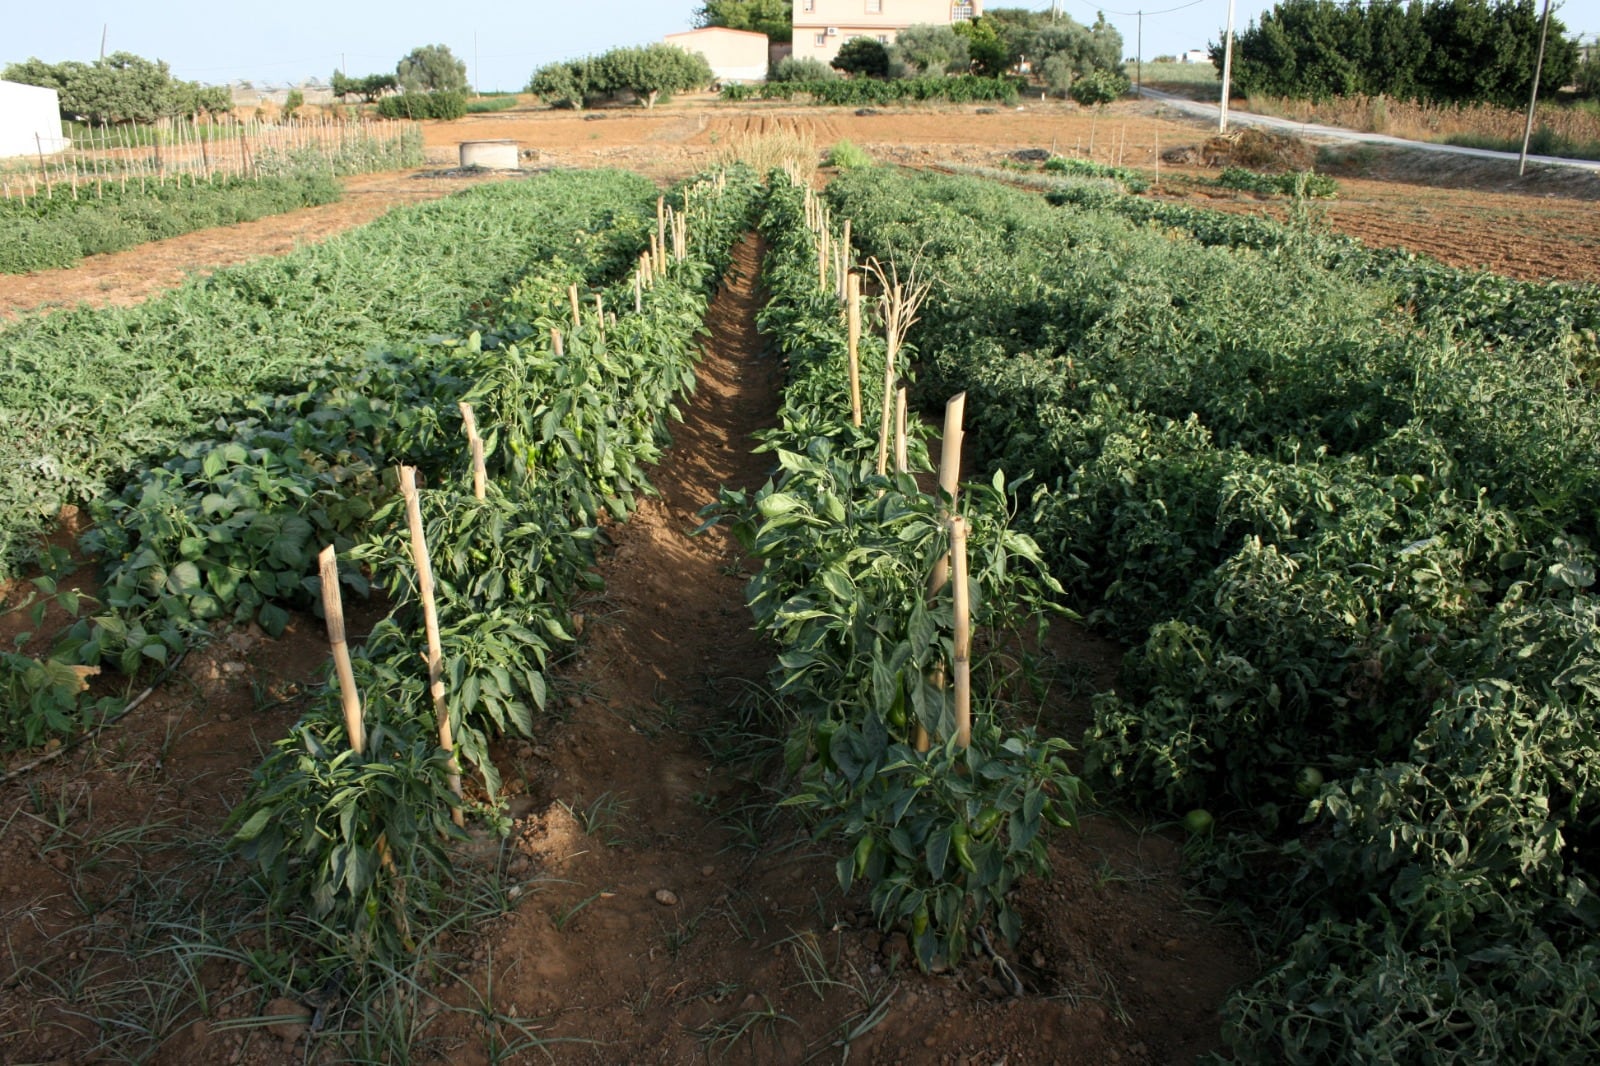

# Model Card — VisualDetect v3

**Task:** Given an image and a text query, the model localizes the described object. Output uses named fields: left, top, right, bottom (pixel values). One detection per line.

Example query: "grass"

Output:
left=824, top=140, right=873, bottom=169
left=467, top=95, right=520, bottom=114
left=0, top=816, right=560, bottom=1064
left=1243, top=91, right=1600, bottom=162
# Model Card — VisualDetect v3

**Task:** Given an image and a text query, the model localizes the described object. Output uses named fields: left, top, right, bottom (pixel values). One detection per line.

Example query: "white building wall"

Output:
left=793, top=0, right=981, bottom=65
left=0, top=80, right=67, bottom=158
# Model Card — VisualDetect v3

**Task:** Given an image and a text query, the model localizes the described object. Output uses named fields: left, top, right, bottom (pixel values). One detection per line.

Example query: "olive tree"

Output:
left=595, top=44, right=713, bottom=108
left=396, top=44, right=468, bottom=94
left=891, top=24, right=970, bottom=75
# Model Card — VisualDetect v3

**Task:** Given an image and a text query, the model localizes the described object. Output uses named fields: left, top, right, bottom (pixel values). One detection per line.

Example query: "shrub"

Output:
left=825, top=140, right=873, bottom=168
left=832, top=38, right=891, bottom=78
left=772, top=56, right=838, bottom=82
left=377, top=90, right=467, bottom=120
left=1068, top=68, right=1130, bottom=106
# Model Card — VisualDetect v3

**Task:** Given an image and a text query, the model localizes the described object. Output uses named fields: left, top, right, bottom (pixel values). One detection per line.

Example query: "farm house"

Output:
left=0, top=79, right=67, bottom=158
left=663, top=26, right=769, bottom=83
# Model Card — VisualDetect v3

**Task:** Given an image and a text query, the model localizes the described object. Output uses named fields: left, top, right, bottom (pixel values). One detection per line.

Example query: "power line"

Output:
left=1065, top=0, right=1209, bottom=19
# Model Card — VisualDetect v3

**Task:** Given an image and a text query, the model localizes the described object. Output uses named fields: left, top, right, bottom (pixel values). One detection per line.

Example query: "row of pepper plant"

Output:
left=702, top=171, right=1084, bottom=972
left=1, top=170, right=674, bottom=752
left=0, top=169, right=661, bottom=581
left=829, top=165, right=1600, bottom=1063
left=225, top=166, right=763, bottom=978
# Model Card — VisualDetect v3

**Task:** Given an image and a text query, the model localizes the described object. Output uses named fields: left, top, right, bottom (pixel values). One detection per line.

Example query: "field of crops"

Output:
left=4, top=140, right=1599, bottom=1062
left=829, top=165, right=1600, bottom=1061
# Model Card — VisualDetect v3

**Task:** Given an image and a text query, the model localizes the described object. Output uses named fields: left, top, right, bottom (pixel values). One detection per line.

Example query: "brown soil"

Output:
left=3, top=95, right=1596, bottom=1064
left=4, top=96, right=1596, bottom=322
left=0, top=232, right=1253, bottom=1065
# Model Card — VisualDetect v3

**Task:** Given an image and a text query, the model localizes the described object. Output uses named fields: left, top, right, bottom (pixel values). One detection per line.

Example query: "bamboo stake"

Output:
left=656, top=195, right=667, bottom=273
left=399, top=466, right=465, bottom=825
left=594, top=293, right=604, bottom=332
left=634, top=269, right=643, bottom=314
left=846, top=273, right=863, bottom=428
left=919, top=393, right=967, bottom=752
left=818, top=225, right=829, bottom=293
left=551, top=327, right=564, bottom=359
left=894, top=385, right=909, bottom=475
left=36, top=133, right=51, bottom=198
left=458, top=402, right=487, bottom=501
left=875, top=320, right=897, bottom=477
left=951, top=515, right=972, bottom=750
left=318, top=546, right=366, bottom=754
left=568, top=284, right=581, bottom=332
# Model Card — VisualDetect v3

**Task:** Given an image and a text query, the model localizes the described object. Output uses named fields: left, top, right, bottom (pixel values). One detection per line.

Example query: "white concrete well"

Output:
left=459, top=139, right=519, bottom=169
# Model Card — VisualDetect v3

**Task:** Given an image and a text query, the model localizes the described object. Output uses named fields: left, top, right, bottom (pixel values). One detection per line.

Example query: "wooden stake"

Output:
left=318, top=545, right=366, bottom=755
left=458, top=402, right=487, bottom=501
left=635, top=269, right=643, bottom=314
left=894, top=385, right=909, bottom=475
left=398, top=466, right=465, bottom=825
left=951, top=515, right=972, bottom=750
left=551, top=327, right=564, bottom=359
left=846, top=273, right=863, bottom=428
left=919, top=392, right=967, bottom=752
left=594, top=293, right=604, bottom=331
left=656, top=195, right=667, bottom=273
left=875, top=322, right=896, bottom=477
left=568, top=284, right=581, bottom=332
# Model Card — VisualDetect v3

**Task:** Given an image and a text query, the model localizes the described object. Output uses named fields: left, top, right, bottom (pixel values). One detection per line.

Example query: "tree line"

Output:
left=3, top=53, right=232, bottom=125
left=1221, top=0, right=1581, bottom=106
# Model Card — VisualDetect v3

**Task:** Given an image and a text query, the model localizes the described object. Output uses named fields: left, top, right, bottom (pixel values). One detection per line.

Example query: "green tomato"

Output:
left=1295, top=767, right=1325, bottom=798
left=1182, top=809, right=1214, bottom=835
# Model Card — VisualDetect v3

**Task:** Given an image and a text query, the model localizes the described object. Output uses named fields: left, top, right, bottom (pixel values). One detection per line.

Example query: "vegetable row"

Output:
left=829, top=166, right=1600, bottom=1063
left=703, top=172, right=1081, bottom=971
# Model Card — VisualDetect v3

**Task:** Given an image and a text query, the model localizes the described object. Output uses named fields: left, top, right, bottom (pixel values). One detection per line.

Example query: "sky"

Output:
left=5, top=0, right=1598, bottom=93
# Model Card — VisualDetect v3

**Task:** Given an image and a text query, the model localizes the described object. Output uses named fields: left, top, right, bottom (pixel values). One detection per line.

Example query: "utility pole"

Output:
left=1136, top=11, right=1143, bottom=97
left=1518, top=0, right=1553, bottom=177
left=1218, top=0, right=1236, bottom=131
left=100, top=24, right=107, bottom=62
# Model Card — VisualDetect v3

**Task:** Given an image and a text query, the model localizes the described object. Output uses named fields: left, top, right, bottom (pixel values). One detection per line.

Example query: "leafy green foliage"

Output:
left=395, top=44, right=468, bottom=94
left=1065, top=67, right=1129, bottom=106
left=1226, top=0, right=1578, bottom=105
left=733, top=74, right=1019, bottom=106
left=1042, top=154, right=1148, bottom=192
left=891, top=24, right=970, bottom=76
left=528, top=45, right=712, bottom=109
left=223, top=166, right=763, bottom=968
left=830, top=38, right=891, bottom=79
left=3, top=52, right=230, bottom=124
left=710, top=173, right=1083, bottom=971
left=0, top=173, right=343, bottom=274
left=1217, top=166, right=1338, bottom=198
left=829, top=165, right=1600, bottom=1062
left=694, top=0, right=794, bottom=43
left=376, top=90, right=467, bottom=120
left=771, top=56, right=838, bottom=83
left=0, top=169, right=657, bottom=581
left=331, top=70, right=398, bottom=102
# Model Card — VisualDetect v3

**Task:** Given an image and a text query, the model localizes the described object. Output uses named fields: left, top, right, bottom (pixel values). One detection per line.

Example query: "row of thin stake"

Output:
left=801, top=185, right=975, bottom=755
left=312, top=193, right=697, bottom=822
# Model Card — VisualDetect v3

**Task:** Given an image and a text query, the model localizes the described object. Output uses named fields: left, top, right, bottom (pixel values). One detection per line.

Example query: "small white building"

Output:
left=1181, top=49, right=1210, bottom=64
left=0, top=80, right=68, bottom=158
left=665, top=27, right=770, bottom=84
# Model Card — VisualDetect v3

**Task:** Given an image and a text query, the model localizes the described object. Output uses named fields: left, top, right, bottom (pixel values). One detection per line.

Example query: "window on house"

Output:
left=815, top=32, right=828, bottom=47
left=878, top=34, right=890, bottom=44
left=867, top=0, right=882, bottom=13
left=952, top=2, right=974, bottom=18
left=804, top=0, right=815, bottom=10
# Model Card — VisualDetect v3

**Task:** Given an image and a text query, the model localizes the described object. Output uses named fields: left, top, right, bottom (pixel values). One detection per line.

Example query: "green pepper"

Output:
left=854, top=834, right=875, bottom=879
left=975, top=808, right=1004, bottom=837
left=1042, top=800, right=1073, bottom=829
left=951, top=823, right=976, bottom=873
left=815, top=720, right=839, bottom=769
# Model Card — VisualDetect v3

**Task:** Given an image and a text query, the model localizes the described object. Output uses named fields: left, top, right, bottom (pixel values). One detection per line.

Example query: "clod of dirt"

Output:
left=654, top=888, right=679, bottom=906
left=1167, top=127, right=1316, bottom=171
left=1012, top=148, right=1050, bottom=162
left=855, top=108, right=879, bottom=116
left=265, top=998, right=308, bottom=1044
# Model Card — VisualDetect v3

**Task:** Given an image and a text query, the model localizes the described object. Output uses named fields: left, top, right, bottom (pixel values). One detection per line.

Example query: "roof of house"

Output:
left=665, top=27, right=770, bottom=41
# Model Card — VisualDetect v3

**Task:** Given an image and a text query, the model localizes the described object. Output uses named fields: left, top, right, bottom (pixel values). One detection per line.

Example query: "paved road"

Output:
left=1138, top=87, right=1600, bottom=175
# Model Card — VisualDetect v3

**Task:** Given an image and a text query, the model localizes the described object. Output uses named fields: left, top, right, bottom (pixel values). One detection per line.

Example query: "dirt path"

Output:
left=418, top=235, right=1254, bottom=1064
left=0, top=169, right=513, bottom=320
